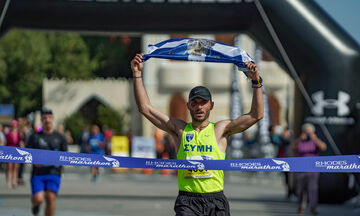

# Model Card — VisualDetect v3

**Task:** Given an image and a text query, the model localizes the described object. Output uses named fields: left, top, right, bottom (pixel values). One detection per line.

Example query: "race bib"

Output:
left=184, top=155, right=213, bottom=179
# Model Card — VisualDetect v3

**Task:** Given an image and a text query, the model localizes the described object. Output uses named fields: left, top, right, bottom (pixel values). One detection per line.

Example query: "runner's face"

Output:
left=187, top=97, right=213, bottom=122
left=41, top=114, right=54, bottom=131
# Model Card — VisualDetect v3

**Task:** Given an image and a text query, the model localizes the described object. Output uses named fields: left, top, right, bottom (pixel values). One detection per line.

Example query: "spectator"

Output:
left=154, top=129, right=164, bottom=159
left=0, top=123, right=6, bottom=173
left=65, top=130, right=73, bottom=145
left=293, top=123, right=327, bottom=215
left=103, top=125, right=113, bottom=155
left=78, top=124, right=90, bottom=153
left=163, top=134, right=176, bottom=160
left=0, top=123, right=6, bottom=145
left=18, top=118, right=34, bottom=186
left=272, top=126, right=294, bottom=200
left=56, top=123, right=65, bottom=134
left=87, top=124, right=105, bottom=182
left=57, top=123, right=73, bottom=145
left=5, top=120, right=21, bottom=189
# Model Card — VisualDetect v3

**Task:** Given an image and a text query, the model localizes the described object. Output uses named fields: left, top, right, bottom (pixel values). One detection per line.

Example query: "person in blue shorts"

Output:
left=27, top=109, right=67, bottom=216
left=86, top=124, right=105, bottom=182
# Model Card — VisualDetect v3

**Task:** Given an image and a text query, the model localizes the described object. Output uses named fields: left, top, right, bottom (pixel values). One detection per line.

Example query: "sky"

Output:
left=315, top=0, right=360, bottom=45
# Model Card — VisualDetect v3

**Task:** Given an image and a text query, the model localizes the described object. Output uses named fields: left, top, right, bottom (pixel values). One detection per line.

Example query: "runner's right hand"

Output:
left=131, top=53, right=144, bottom=77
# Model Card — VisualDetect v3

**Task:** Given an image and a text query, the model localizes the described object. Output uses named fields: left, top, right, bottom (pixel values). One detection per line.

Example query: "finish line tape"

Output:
left=1, top=146, right=360, bottom=172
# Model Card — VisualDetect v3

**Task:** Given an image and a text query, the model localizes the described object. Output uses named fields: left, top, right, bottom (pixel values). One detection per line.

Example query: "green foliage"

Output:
left=82, top=36, right=132, bottom=78
left=64, top=105, right=126, bottom=140
left=96, top=105, right=126, bottom=135
left=0, top=30, right=138, bottom=118
left=46, top=33, right=96, bottom=78
left=0, top=30, right=51, bottom=115
left=64, top=111, right=91, bottom=143
left=0, top=47, right=8, bottom=98
left=0, top=30, right=97, bottom=116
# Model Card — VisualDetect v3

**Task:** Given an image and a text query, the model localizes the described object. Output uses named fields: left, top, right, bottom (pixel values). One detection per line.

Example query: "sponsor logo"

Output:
left=59, top=155, right=111, bottom=166
left=315, top=160, right=360, bottom=170
left=16, top=149, right=33, bottom=163
left=186, top=132, right=194, bottom=142
left=312, top=91, right=350, bottom=116
left=187, top=160, right=205, bottom=170
left=272, top=159, right=290, bottom=171
left=103, top=156, right=120, bottom=168
left=0, top=148, right=33, bottom=163
left=306, top=91, right=355, bottom=125
left=145, top=160, right=198, bottom=170
left=230, top=160, right=287, bottom=171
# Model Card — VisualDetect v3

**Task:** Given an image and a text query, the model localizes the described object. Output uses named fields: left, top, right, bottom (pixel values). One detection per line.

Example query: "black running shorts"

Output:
left=174, top=191, right=230, bottom=216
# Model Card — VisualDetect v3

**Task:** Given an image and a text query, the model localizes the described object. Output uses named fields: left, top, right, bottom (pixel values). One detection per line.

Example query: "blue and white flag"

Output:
left=142, top=38, right=254, bottom=71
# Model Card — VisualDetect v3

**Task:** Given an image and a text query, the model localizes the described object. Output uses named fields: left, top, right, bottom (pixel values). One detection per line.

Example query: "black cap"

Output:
left=40, top=108, right=53, bottom=115
left=188, top=86, right=212, bottom=101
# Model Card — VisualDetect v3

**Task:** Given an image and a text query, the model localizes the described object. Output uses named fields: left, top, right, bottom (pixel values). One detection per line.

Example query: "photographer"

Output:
left=293, top=123, right=327, bottom=215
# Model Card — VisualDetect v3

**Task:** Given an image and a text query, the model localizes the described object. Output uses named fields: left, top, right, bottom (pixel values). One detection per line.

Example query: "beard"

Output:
left=191, top=110, right=210, bottom=123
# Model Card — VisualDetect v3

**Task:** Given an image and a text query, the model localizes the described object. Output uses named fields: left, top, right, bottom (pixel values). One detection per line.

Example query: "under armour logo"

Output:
left=311, top=91, right=350, bottom=116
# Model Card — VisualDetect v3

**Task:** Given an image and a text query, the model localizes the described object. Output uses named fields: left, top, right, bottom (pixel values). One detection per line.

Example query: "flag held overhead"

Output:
left=142, top=38, right=254, bottom=72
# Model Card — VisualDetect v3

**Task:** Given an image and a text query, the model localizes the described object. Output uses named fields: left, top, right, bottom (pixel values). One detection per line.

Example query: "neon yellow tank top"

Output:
left=177, top=122, right=225, bottom=193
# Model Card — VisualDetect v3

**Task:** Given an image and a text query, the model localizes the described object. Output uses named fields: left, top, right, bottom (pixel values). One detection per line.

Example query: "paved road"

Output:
left=1, top=166, right=359, bottom=216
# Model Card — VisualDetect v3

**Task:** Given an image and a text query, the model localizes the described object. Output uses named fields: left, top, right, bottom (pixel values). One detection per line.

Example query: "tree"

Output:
left=0, top=30, right=51, bottom=116
left=0, top=30, right=139, bottom=118
left=82, top=35, right=141, bottom=78
left=64, top=105, right=127, bottom=141
left=0, top=46, right=8, bottom=98
left=97, top=105, right=126, bottom=135
left=0, top=30, right=97, bottom=117
left=46, top=33, right=96, bottom=79
left=64, top=110, right=91, bottom=143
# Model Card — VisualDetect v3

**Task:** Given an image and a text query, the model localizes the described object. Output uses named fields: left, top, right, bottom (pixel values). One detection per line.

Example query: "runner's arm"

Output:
left=221, top=62, right=264, bottom=137
left=131, top=53, right=186, bottom=134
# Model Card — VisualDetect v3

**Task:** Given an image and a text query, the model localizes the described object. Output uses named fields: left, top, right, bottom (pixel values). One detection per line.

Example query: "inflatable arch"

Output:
left=1, top=0, right=359, bottom=203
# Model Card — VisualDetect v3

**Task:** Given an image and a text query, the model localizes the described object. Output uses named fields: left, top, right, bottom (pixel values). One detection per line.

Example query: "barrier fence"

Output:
left=1, top=146, right=360, bottom=172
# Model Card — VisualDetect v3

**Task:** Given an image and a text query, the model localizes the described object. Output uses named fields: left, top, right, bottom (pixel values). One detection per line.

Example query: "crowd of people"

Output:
left=0, top=109, right=118, bottom=216
left=1, top=107, right=326, bottom=215
left=0, top=116, right=118, bottom=186
left=0, top=118, right=33, bottom=189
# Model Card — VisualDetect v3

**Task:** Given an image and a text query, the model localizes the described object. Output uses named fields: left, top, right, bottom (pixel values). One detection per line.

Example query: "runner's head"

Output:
left=41, top=108, right=54, bottom=133
left=187, top=86, right=214, bottom=123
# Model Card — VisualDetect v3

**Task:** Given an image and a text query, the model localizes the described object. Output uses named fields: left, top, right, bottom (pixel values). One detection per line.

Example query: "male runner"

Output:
left=131, top=53, right=263, bottom=215
left=27, top=109, right=67, bottom=216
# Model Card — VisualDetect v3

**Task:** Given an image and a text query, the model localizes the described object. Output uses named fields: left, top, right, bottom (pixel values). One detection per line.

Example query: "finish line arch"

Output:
left=1, top=0, right=359, bottom=203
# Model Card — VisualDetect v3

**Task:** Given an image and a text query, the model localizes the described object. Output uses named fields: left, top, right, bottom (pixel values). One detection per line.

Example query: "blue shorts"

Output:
left=31, top=175, right=61, bottom=195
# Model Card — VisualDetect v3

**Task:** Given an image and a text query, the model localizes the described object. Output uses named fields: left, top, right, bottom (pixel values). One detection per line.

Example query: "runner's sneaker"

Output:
left=32, top=205, right=40, bottom=216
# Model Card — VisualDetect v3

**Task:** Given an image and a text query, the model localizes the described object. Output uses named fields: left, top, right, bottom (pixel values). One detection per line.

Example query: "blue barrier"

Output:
left=1, top=146, right=359, bottom=172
